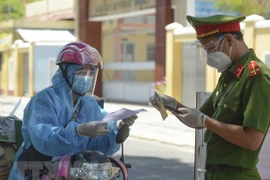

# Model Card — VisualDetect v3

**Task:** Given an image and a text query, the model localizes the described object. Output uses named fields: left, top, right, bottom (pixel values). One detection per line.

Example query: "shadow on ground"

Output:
left=113, top=155, right=194, bottom=180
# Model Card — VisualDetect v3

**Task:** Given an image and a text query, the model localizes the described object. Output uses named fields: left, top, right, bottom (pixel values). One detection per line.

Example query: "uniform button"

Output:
left=223, top=83, right=227, bottom=87
left=224, top=104, right=227, bottom=108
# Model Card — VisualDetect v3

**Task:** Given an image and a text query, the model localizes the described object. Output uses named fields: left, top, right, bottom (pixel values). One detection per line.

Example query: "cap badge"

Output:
left=197, top=29, right=219, bottom=39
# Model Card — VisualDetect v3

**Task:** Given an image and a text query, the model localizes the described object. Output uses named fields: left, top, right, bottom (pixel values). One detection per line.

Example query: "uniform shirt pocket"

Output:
left=213, top=97, right=243, bottom=125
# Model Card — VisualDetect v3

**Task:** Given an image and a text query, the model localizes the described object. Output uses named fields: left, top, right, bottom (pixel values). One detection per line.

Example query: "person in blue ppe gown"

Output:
left=8, top=42, right=137, bottom=180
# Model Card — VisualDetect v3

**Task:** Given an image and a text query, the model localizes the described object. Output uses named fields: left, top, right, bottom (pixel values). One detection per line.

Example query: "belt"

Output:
left=206, top=164, right=242, bottom=172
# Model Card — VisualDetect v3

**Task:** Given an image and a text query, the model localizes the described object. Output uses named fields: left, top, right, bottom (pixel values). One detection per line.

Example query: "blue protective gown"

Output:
left=8, top=65, right=120, bottom=180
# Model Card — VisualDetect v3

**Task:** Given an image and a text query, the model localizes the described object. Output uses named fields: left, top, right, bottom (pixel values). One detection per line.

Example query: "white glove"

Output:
left=117, top=115, right=138, bottom=130
left=76, top=121, right=109, bottom=138
left=176, top=107, right=208, bottom=129
left=149, top=94, right=177, bottom=110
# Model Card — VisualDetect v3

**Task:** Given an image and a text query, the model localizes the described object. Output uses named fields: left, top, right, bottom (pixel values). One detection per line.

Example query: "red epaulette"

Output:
left=248, top=60, right=261, bottom=76
left=234, top=64, right=244, bottom=78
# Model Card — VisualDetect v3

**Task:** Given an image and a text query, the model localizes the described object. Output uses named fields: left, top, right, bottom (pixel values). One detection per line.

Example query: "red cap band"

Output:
left=196, top=22, right=241, bottom=38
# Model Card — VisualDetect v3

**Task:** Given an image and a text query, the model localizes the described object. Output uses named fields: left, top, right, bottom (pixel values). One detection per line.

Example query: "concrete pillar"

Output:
left=17, top=52, right=24, bottom=96
left=155, top=0, right=174, bottom=83
left=243, top=14, right=265, bottom=48
left=29, top=42, right=35, bottom=97
left=165, top=22, right=183, bottom=102
left=0, top=51, right=9, bottom=95
left=244, top=21, right=256, bottom=48
left=205, top=66, right=219, bottom=92
left=13, top=45, right=20, bottom=96
left=13, top=45, right=25, bottom=96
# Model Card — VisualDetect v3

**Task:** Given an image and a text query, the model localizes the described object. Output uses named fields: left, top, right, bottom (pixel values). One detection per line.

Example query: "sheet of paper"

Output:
left=154, top=92, right=168, bottom=120
left=100, top=108, right=147, bottom=123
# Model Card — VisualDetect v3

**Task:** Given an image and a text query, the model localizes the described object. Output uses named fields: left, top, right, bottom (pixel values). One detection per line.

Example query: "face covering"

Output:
left=206, top=39, right=233, bottom=73
left=73, top=75, right=93, bottom=95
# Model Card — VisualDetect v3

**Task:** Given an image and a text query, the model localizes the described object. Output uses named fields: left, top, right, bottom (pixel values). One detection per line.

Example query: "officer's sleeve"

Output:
left=243, top=74, right=270, bottom=134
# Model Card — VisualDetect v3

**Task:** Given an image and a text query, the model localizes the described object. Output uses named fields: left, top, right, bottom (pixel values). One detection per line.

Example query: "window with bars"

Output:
left=147, top=44, right=155, bottom=61
left=121, top=42, right=134, bottom=62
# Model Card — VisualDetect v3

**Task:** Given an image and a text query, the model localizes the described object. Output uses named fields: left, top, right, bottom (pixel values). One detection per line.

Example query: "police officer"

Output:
left=150, top=14, right=270, bottom=179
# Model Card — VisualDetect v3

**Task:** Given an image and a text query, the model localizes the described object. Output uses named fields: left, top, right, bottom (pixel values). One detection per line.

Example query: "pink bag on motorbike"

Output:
left=41, top=155, right=71, bottom=180
left=55, top=155, right=71, bottom=179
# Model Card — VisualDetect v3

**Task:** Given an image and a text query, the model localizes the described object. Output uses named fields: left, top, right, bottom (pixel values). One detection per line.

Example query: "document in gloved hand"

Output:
left=154, top=92, right=168, bottom=120
left=100, top=108, right=147, bottom=123
left=164, top=105, right=181, bottom=114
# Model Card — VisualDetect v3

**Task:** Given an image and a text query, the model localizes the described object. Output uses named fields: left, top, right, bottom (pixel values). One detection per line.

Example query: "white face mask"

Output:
left=200, top=37, right=233, bottom=73
left=206, top=49, right=232, bottom=72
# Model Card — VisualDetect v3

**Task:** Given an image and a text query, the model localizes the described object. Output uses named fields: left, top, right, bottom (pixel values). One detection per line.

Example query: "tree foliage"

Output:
left=0, top=0, right=37, bottom=21
left=213, top=0, right=270, bottom=17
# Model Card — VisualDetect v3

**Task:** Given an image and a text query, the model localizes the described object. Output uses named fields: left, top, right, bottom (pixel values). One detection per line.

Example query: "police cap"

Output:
left=186, top=14, right=245, bottom=40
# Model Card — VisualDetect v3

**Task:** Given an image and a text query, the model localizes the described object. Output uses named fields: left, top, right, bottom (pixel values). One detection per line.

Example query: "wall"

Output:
left=254, top=27, right=270, bottom=60
left=89, top=0, right=155, bottom=20
left=25, top=0, right=75, bottom=20
left=33, top=45, right=63, bottom=92
left=101, top=13, right=156, bottom=104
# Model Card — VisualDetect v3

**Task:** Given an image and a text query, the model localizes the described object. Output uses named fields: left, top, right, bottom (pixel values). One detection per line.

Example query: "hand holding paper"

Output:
left=101, top=108, right=146, bottom=123
left=117, top=114, right=138, bottom=129
left=149, top=92, right=179, bottom=120
left=153, top=92, right=168, bottom=120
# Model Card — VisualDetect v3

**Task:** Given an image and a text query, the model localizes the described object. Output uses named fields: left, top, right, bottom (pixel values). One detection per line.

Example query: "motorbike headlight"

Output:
left=69, top=162, right=120, bottom=180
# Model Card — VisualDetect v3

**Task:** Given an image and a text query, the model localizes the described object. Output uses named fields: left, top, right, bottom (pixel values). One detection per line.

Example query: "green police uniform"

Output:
left=187, top=14, right=270, bottom=180
left=200, top=49, right=270, bottom=180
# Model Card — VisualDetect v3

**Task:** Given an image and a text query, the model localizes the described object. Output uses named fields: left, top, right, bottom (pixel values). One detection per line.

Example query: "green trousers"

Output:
left=205, top=167, right=261, bottom=180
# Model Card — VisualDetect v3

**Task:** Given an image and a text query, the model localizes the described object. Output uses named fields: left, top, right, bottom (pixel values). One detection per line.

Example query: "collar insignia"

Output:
left=248, top=60, right=261, bottom=76
left=234, top=64, right=244, bottom=78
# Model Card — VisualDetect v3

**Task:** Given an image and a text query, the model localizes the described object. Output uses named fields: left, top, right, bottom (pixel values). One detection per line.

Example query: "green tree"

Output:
left=0, top=0, right=37, bottom=21
left=213, top=0, right=270, bottom=17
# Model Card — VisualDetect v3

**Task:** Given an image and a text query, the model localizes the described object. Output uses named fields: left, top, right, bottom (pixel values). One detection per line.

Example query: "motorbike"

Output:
left=2, top=98, right=133, bottom=180
left=39, top=124, right=132, bottom=180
